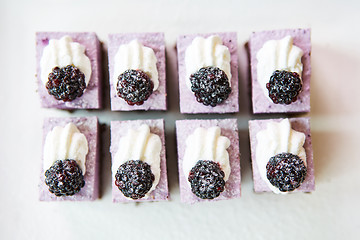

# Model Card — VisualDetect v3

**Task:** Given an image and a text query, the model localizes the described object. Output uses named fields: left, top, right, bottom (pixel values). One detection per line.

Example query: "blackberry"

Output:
left=46, top=65, right=86, bottom=102
left=115, top=160, right=154, bottom=199
left=266, top=153, right=307, bottom=192
left=266, top=70, right=302, bottom=104
left=45, top=159, right=85, bottom=197
left=188, top=160, right=225, bottom=199
left=190, top=66, right=231, bottom=107
left=116, top=69, right=153, bottom=105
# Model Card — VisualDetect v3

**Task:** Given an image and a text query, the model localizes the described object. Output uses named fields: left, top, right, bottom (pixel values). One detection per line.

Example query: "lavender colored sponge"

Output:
left=249, top=28, right=311, bottom=114
left=36, top=32, right=102, bottom=109
left=108, top=33, right=167, bottom=111
left=177, top=32, right=239, bottom=114
left=39, top=117, right=100, bottom=201
left=110, top=119, right=169, bottom=202
left=248, top=117, right=315, bottom=193
left=175, top=119, right=241, bottom=204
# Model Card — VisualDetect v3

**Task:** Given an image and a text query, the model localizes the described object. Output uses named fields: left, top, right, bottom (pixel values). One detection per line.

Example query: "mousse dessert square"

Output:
left=175, top=119, right=241, bottom=204
left=177, top=32, right=239, bottom=114
left=108, top=33, right=167, bottom=111
left=248, top=117, right=315, bottom=193
left=249, top=28, right=311, bottom=114
left=39, top=116, right=100, bottom=201
left=110, top=119, right=169, bottom=202
left=36, top=32, right=102, bottom=109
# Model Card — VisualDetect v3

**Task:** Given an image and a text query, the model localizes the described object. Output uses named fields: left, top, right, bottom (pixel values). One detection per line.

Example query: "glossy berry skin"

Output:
left=46, top=65, right=86, bottom=102
left=115, top=160, right=154, bottom=200
left=266, top=152, right=307, bottom=192
left=45, top=159, right=85, bottom=197
left=190, top=66, right=231, bottom=107
left=266, top=70, right=302, bottom=104
left=116, top=69, right=154, bottom=105
left=188, top=160, right=225, bottom=199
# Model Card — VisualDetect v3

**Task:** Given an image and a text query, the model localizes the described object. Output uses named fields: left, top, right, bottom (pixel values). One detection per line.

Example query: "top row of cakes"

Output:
left=35, top=29, right=311, bottom=114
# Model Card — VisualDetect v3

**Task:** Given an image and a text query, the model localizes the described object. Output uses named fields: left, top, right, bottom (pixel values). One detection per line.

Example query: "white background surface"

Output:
left=1, top=0, right=360, bottom=239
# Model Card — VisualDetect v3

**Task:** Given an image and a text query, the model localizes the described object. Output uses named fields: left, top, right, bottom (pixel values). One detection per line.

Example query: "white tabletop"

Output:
left=1, top=0, right=360, bottom=239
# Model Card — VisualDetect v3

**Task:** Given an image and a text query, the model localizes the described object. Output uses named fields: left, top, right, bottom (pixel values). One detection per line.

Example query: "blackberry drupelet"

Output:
left=190, top=66, right=231, bottom=107
left=115, top=160, right=154, bottom=199
left=116, top=69, right=153, bottom=105
left=188, top=160, right=225, bottom=199
left=46, top=65, right=86, bottom=101
left=266, top=70, right=302, bottom=104
left=45, top=159, right=85, bottom=196
left=266, top=152, right=307, bottom=192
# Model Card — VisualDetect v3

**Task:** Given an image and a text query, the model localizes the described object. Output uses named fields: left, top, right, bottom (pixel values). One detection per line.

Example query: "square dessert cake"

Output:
left=36, top=32, right=102, bottom=109
left=177, top=32, right=239, bottom=114
left=39, top=116, right=100, bottom=201
left=248, top=117, right=315, bottom=193
left=175, top=119, right=241, bottom=204
left=110, top=119, right=169, bottom=202
left=249, top=28, right=311, bottom=114
left=108, top=33, right=167, bottom=111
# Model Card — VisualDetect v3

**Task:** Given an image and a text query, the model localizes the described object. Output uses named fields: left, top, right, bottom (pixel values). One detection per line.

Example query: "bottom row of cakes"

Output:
left=39, top=117, right=314, bottom=204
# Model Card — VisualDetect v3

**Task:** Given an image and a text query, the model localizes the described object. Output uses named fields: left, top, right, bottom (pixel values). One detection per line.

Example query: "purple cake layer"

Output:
left=39, top=117, right=100, bottom=201
left=175, top=119, right=241, bottom=204
left=248, top=117, right=315, bottom=193
left=108, top=33, right=167, bottom=111
left=36, top=32, right=102, bottom=109
left=177, top=32, right=239, bottom=114
left=249, top=29, right=311, bottom=114
left=110, top=119, right=169, bottom=202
